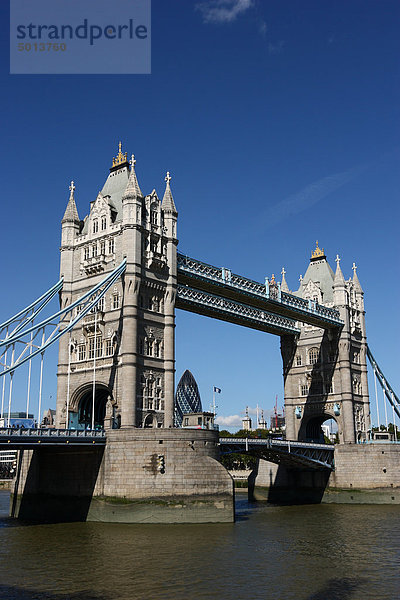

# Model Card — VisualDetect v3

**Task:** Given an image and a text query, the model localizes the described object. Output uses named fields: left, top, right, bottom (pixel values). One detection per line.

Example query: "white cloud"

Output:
left=216, top=414, right=243, bottom=427
left=255, top=163, right=369, bottom=231
left=196, top=0, right=254, bottom=24
left=258, top=19, right=267, bottom=37
left=268, top=40, right=285, bottom=55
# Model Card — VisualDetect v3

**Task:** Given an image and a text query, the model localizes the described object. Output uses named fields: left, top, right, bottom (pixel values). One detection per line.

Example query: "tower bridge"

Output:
left=1, top=143, right=399, bottom=523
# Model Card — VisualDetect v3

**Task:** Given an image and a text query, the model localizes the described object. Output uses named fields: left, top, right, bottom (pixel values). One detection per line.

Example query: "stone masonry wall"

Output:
left=10, top=429, right=234, bottom=523
left=251, top=444, right=400, bottom=504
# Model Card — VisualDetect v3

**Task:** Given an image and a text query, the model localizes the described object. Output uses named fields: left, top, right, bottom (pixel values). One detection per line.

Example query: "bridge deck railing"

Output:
left=177, top=254, right=342, bottom=326
left=0, top=428, right=106, bottom=440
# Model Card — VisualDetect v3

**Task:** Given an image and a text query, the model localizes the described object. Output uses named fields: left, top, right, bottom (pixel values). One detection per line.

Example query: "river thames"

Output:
left=0, top=490, right=399, bottom=600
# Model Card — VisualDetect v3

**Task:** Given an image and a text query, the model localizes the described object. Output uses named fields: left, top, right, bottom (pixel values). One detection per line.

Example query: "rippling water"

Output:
left=0, top=490, right=399, bottom=600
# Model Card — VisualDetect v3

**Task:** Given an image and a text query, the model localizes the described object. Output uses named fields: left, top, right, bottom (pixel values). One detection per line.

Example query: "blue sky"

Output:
left=0, top=1, right=399, bottom=429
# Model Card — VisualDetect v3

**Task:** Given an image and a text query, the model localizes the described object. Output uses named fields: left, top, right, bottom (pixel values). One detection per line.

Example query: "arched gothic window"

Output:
left=308, top=347, right=319, bottom=365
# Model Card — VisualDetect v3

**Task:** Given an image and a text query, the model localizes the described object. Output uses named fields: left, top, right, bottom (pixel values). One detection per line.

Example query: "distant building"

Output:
left=0, top=412, right=35, bottom=428
left=257, top=410, right=267, bottom=429
left=181, top=412, right=216, bottom=430
left=42, top=409, right=56, bottom=428
left=270, top=414, right=285, bottom=430
left=242, top=407, right=252, bottom=431
left=174, top=370, right=202, bottom=427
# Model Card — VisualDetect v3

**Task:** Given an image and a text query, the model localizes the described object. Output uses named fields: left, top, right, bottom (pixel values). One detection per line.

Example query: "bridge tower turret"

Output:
left=56, top=144, right=178, bottom=430
left=281, top=242, right=370, bottom=444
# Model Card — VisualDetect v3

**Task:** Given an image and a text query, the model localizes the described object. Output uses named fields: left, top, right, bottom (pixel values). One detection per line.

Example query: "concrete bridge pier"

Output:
left=10, top=429, right=234, bottom=524
left=250, top=444, right=400, bottom=505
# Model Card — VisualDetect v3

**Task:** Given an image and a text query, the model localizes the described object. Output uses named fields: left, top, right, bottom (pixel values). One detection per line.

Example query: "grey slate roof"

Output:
left=296, top=257, right=335, bottom=303
left=81, top=166, right=130, bottom=234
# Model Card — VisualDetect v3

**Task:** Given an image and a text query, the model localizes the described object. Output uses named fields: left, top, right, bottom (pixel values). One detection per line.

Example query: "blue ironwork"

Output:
left=177, top=253, right=343, bottom=328
left=0, top=259, right=126, bottom=376
left=219, top=437, right=335, bottom=470
left=176, top=284, right=300, bottom=335
left=367, top=346, right=400, bottom=419
left=0, top=427, right=106, bottom=447
left=0, top=278, right=63, bottom=342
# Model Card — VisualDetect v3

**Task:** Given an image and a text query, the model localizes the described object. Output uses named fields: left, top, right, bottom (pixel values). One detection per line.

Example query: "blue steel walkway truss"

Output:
left=177, top=253, right=343, bottom=332
left=219, top=438, right=335, bottom=470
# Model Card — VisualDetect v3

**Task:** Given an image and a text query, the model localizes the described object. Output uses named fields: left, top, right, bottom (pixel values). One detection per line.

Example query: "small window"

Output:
left=146, top=339, right=154, bottom=356
left=151, top=210, right=158, bottom=225
left=308, top=347, right=319, bottom=365
left=113, top=294, right=120, bottom=310
left=88, top=337, right=102, bottom=359
left=109, top=239, right=115, bottom=254
left=78, top=344, right=86, bottom=361
left=105, top=339, right=114, bottom=356
left=101, top=217, right=107, bottom=230
left=93, top=220, right=98, bottom=234
left=97, top=297, right=105, bottom=312
left=296, top=355, right=302, bottom=366
left=92, top=244, right=97, bottom=257
left=301, top=384, right=309, bottom=396
left=100, top=240, right=106, bottom=255
left=84, top=247, right=89, bottom=260
left=154, top=341, right=161, bottom=358
left=184, top=418, right=189, bottom=426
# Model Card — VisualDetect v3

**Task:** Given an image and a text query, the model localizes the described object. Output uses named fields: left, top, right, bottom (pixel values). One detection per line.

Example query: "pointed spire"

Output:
left=281, top=267, right=289, bottom=292
left=122, top=154, right=142, bottom=199
left=162, top=171, right=177, bottom=214
left=333, top=254, right=345, bottom=285
left=62, top=180, right=80, bottom=224
left=352, top=262, right=363, bottom=293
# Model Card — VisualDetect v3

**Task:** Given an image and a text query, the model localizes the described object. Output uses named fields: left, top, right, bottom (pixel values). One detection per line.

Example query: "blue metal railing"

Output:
left=177, top=253, right=343, bottom=327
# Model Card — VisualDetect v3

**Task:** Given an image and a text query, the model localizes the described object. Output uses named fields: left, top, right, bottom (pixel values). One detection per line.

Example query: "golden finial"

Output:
left=270, top=273, right=276, bottom=284
left=112, top=141, right=128, bottom=167
left=311, top=240, right=325, bottom=260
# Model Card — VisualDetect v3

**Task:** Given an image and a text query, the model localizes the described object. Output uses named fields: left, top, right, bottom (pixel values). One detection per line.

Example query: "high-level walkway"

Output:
left=177, top=253, right=343, bottom=335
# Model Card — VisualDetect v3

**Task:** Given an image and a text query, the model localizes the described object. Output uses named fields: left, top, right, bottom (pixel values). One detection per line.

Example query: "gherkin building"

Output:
left=174, top=370, right=203, bottom=427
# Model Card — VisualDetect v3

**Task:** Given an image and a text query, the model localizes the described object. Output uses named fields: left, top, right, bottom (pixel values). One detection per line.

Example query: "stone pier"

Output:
left=11, top=429, right=234, bottom=523
left=250, top=444, right=400, bottom=505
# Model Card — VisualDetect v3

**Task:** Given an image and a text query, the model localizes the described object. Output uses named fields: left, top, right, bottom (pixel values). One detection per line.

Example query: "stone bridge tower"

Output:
left=281, top=243, right=370, bottom=444
left=56, top=144, right=178, bottom=429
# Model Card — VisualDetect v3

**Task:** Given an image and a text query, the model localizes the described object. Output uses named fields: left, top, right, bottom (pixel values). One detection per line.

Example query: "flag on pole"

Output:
left=213, top=387, right=221, bottom=393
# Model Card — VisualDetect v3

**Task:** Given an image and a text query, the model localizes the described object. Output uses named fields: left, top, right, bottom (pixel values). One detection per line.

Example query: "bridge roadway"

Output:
left=219, top=437, right=335, bottom=470
left=0, top=427, right=106, bottom=449
left=0, top=428, right=335, bottom=470
left=176, top=253, right=343, bottom=332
